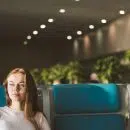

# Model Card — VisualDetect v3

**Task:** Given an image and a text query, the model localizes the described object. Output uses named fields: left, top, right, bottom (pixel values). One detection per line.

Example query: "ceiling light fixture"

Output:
left=119, top=10, right=125, bottom=15
left=23, top=41, right=28, bottom=45
left=77, top=30, right=82, bottom=35
left=27, top=35, right=31, bottom=40
left=67, top=35, right=72, bottom=40
left=40, top=24, right=46, bottom=29
left=75, top=0, right=80, bottom=2
left=89, top=25, right=95, bottom=29
left=33, top=30, right=38, bottom=35
left=48, top=18, right=54, bottom=23
left=101, top=19, right=107, bottom=23
left=59, top=9, right=66, bottom=13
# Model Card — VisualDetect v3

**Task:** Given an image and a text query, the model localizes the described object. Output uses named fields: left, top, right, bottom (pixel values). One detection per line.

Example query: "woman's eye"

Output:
left=19, top=84, right=25, bottom=87
left=9, top=84, right=14, bottom=86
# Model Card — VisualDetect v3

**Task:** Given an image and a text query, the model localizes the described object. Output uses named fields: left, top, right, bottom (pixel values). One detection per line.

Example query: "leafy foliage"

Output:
left=93, top=56, right=120, bottom=83
left=30, top=61, right=84, bottom=85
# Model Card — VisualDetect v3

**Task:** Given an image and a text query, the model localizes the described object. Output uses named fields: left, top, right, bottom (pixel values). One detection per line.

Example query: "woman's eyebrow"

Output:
left=8, top=81, right=25, bottom=83
left=19, top=81, right=25, bottom=83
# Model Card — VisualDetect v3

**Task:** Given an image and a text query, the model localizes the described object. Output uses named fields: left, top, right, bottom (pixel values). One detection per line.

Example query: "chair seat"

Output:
left=55, top=114, right=125, bottom=130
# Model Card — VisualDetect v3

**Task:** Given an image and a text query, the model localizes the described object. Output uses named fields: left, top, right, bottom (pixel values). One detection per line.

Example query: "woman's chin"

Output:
left=11, top=97, right=21, bottom=102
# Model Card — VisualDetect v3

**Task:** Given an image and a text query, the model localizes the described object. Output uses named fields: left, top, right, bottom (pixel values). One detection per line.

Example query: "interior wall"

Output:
left=74, top=14, right=130, bottom=60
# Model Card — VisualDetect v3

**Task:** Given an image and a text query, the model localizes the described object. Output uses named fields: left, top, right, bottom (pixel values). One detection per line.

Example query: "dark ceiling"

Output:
left=0, top=0, right=130, bottom=45
left=0, top=0, right=130, bottom=82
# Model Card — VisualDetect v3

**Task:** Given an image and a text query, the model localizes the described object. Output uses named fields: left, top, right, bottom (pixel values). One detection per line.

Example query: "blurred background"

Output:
left=1, top=0, right=130, bottom=84
left=1, top=0, right=130, bottom=119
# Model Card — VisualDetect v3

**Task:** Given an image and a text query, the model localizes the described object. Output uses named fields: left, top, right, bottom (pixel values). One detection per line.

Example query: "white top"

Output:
left=0, top=106, right=50, bottom=130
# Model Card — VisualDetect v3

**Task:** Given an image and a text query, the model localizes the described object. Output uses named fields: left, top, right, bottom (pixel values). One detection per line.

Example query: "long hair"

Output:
left=3, top=68, right=40, bottom=130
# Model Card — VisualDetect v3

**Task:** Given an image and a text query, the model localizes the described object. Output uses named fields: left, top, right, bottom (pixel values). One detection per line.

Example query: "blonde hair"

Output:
left=3, top=68, right=40, bottom=130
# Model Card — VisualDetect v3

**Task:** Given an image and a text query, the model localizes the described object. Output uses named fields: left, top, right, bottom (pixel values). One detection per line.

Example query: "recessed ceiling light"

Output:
left=75, top=0, right=80, bottom=2
left=101, top=19, right=107, bottom=23
left=48, top=18, right=54, bottom=23
left=119, top=10, right=125, bottom=15
left=23, top=41, right=28, bottom=45
left=67, top=35, right=72, bottom=40
left=27, top=35, right=31, bottom=40
left=33, top=30, right=38, bottom=35
left=40, top=24, right=46, bottom=29
left=77, top=30, right=82, bottom=35
left=89, top=25, right=95, bottom=29
left=59, top=9, right=66, bottom=13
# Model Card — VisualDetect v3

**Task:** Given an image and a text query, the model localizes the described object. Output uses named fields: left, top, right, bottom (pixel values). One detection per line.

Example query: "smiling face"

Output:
left=7, top=73, right=26, bottom=102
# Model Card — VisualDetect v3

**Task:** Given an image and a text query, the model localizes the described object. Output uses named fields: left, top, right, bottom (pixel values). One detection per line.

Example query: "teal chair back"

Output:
left=50, top=84, right=127, bottom=130
left=0, top=85, right=6, bottom=107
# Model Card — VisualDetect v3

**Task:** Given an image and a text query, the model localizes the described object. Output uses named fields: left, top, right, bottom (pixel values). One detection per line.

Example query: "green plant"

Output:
left=41, top=68, right=52, bottom=85
left=49, top=64, right=66, bottom=82
left=30, top=61, right=84, bottom=85
left=66, top=61, right=84, bottom=83
left=93, top=56, right=120, bottom=83
left=30, top=68, right=43, bottom=85
left=120, top=50, right=130, bottom=67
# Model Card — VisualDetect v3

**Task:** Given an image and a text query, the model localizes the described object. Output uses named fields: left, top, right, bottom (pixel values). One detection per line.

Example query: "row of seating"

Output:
left=0, top=83, right=129, bottom=130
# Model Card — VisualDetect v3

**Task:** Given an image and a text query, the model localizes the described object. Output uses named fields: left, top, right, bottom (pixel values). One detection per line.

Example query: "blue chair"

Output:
left=49, top=83, right=127, bottom=130
left=0, top=85, right=6, bottom=107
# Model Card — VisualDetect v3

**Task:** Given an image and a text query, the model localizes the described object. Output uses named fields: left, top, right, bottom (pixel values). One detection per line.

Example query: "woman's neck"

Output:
left=10, top=101, right=23, bottom=111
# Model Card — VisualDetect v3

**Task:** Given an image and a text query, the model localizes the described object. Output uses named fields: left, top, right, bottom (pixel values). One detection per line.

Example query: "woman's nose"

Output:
left=13, top=84, right=20, bottom=92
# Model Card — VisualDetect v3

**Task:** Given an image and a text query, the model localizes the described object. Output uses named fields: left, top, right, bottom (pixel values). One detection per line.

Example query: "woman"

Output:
left=0, top=68, right=50, bottom=130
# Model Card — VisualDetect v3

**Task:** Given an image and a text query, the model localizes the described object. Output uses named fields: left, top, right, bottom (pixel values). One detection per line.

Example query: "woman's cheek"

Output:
left=19, top=92, right=26, bottom=100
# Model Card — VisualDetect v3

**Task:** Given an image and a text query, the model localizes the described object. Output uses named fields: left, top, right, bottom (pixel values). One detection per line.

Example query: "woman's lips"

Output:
left=12, top=93, right=19, bottom=96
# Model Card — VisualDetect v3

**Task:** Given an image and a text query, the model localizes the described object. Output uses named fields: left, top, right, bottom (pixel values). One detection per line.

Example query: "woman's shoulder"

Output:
left=0, top=106, right=8, bottom=112
left=35, top=111, right=50, bottom=130
left=34, top=112, right=44, bottom=126
left=0, top=106, right=19, bottom=115
left=35, top=112, right=46, bottom=122
left=0, top=106, right=8, bottom=116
